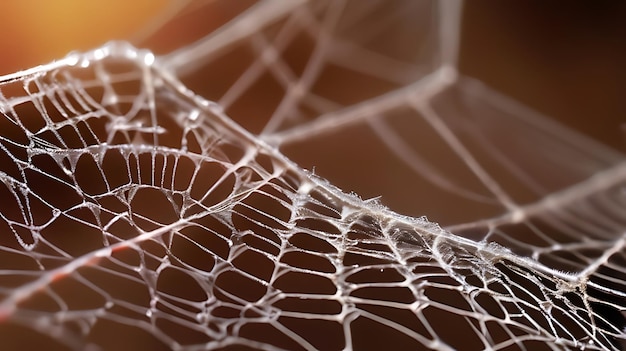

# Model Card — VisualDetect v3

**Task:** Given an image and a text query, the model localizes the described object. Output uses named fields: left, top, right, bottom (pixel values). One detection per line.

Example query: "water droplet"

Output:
left=143, top=52, right=155, bottom=66
left=196, top=312, right=207, bottom=323
left=188, top=109, right=200, bottom=121
left=540, top=301, right=552, bottom=313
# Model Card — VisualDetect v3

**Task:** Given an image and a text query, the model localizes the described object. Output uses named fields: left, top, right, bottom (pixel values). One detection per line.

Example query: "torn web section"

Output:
left=159, top=0, right=441, bottom=135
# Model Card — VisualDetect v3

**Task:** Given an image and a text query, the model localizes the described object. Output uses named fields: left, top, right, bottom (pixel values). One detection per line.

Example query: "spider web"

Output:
left=1, top=1, right=625, bottom=350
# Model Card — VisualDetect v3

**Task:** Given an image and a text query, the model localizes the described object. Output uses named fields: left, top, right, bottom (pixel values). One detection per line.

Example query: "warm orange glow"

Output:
left=0, top=0, right=167, bottom=74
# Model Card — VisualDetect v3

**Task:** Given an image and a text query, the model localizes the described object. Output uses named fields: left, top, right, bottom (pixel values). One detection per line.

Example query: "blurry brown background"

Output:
left=460, top=1, right=626, bottom=152
left=0, top=1, right=165, bottom=74
left=0, top=1, right=623, bottom=151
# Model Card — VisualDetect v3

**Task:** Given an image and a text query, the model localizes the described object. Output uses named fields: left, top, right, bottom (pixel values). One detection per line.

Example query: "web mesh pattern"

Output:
left=1, top=1, right=625, bottom=350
